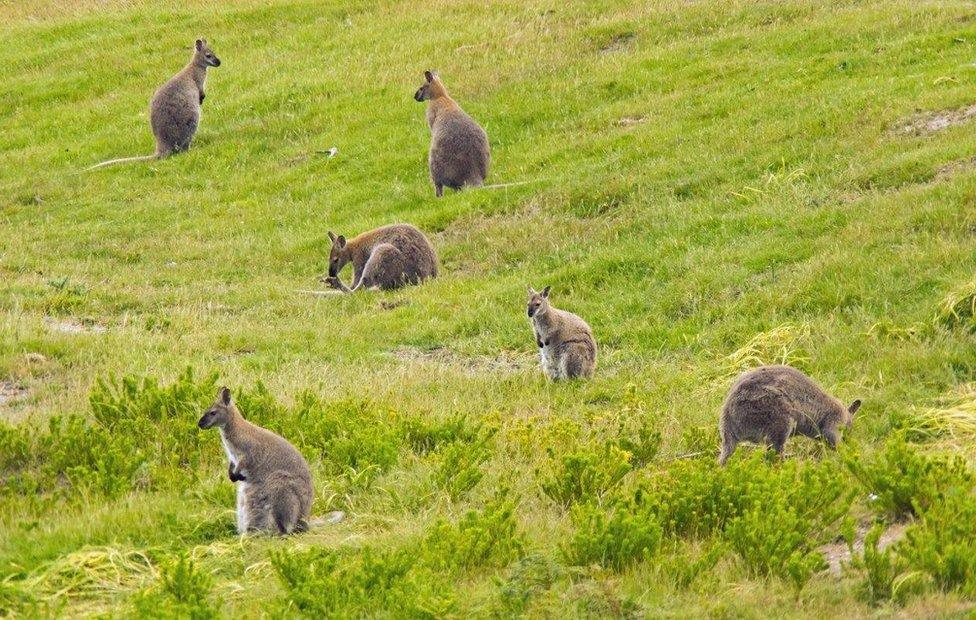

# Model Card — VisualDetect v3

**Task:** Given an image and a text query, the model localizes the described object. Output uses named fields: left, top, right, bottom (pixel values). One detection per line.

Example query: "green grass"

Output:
left=2, top=0, right=976, bottom=616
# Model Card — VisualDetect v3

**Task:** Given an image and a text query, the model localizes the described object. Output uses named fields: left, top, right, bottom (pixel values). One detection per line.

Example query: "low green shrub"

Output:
left=845, top=435, right=974, bottom=519
left=660, top=541, right=725, bottom=589
left=402, top=415, right=479, bottom=455
left=725, top=498, right=827, bottom=591
left=131, top=555, right=218, bottom=620
left=851, top=523, right=904, bottom=605
left=431, top=437, right=490, bottom=501
left=271, top=546, right=452, bottom=619
left=563, top=500, right=662, bottom=571
left=424, top=492, right=525, bottom=571
left=491, top=554, right=561, bottom=617
left=898, top=488, right=976, bottom=595
left=540, top=443, right=632, bottom=507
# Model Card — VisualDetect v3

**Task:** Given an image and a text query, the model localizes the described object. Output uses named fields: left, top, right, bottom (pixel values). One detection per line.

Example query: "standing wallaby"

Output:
left=414, top=70, right=490, bottom=197
left=320, top=223, right=438, bottom=293
left=718, top=365, right=861, bottom=465
left=527, top=286, right=597, bottom=380
left=197, top=387, right=312, bottom=535
left=88, top=39, right=221, bottom=170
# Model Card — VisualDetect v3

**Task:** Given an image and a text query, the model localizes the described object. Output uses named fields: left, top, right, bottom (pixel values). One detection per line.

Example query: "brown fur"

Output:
left=527, top=286, right=597, bottom=380
left=414, top=71, right=490, bottom=197
left=88, top=39, right=220, bottom=170
left=320, top=223, right=438, bottom=293
left=198, top=388, right=312, bottom=535
left=718, top=365, right=861, bottom=465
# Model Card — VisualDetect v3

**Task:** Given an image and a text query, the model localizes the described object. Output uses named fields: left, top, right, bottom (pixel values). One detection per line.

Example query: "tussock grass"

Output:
left=907, top=385, right=976, bottom=454
left=715, top=322, right=811, bottom=386
left=17, top=546, right=157, bottom=608
left=936, top=281, right=976, bottom=331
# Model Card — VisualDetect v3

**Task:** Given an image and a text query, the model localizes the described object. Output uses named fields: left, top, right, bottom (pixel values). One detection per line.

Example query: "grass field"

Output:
left=3, top=0, right=976, bottom=616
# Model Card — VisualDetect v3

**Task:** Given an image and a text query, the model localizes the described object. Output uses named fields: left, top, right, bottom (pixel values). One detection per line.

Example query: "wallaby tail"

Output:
left=306, top=510, right=346, bottom=529
left=86, top=154, right=155, bottom=171
left=480, top=179, right=545, bottom=190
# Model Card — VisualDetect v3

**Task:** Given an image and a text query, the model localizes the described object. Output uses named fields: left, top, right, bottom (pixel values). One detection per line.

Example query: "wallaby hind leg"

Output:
left=361, top=244, right=405, bottom=290
left=718, top=431, right=737, bottom=466
left=767, top=419, right=797, bottom=459
left=272, top=490, right=301, bottom=535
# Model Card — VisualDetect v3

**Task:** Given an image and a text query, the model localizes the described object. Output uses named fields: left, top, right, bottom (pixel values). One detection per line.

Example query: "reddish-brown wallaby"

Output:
left=88, top=38, right=220, bottom=170
left=198, top=387, right=312, bottom=535
left=414, top=70, right=490, bottom=197
left=719, top=365, right=861, bottom=465
left=320, top=223, right=438, bottom=293
left=527, top=286, right=597, bottom=380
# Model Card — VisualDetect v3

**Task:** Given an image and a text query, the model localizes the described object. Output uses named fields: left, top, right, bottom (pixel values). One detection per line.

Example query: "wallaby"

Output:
left=320, top=223, right=438, bottom=293
left=527, top=286, right=597, bottom=380
left=718, top=365, right=861, bottom=465
left=197, top=387, right=312, bottom=535
left=88, top=39, right=220, bottom=170
left=414, top=70, right=490, bottom=197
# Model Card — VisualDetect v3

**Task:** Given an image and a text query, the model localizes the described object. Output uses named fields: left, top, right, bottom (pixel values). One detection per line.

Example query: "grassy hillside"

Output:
left=2, top=0, right=976, bottom=616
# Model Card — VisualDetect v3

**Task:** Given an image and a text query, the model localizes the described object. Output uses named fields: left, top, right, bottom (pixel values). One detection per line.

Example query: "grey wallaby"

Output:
left=719, top=365, right=861, bottom=465
left=527, top=286, right=597, bottom=380
left=320, top=223, right=438, bottom=293
left=88, top=38, right=220, bottom=170
left=414, top=70, right=490, bottom=197
left=198, top=387, right=312, bottom=535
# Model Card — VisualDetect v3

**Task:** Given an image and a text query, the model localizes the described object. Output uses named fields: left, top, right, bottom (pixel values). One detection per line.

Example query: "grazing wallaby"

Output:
left=718, top=365, right=861, bottom=465
left=320, top=223, right=438, bottom=293
left=414, top=70, right=490, bottom=197
left=527, top=286, right=597, bottom=380
left=88, top=38, right=221, bottom=170
left=198, top=387, right=312, bottom=535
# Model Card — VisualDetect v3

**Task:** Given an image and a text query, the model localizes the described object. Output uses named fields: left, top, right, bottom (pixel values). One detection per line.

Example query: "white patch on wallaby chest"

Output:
left=219, top=429, right=238, bottom=467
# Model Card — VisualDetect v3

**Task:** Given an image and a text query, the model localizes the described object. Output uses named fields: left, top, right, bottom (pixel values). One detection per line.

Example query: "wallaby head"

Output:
left=327, top=231, right=350, bottom=277
left=414, top=70, right=447, bottom=102
left=526, top=285, right=552, bottom=318
left=844, top=399, right=862, bottom=429
left=198, top=387, right=236, bottom=430
left=193, top=38, right=221, bottom=68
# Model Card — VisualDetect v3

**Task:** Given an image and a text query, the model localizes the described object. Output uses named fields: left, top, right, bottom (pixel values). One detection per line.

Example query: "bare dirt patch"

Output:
left=390, top=346, right=534, bottom=374
left=615, top=116, right=646, bottom=128
left=935, top=157, right=976, bottom=181
left=44, top=317, right=107, bottom=334
left=599, top=32, right=636, bottom=54
left=898, top=104, right=976, bottom=135
left=0, top=381, right=29, bottom=406
left=820, top=522, right=909, bottom=577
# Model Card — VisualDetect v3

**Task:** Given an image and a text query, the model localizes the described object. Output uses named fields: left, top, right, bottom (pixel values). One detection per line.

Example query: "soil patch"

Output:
left=44, top=317, right=107, bottom=334
left=390, top=346, right=533, bottom=374
left=819, top=522, right=909, bottom=577
left=0, top=381, right=29, bottom=406
left=898, top=104, right=976, bottom=135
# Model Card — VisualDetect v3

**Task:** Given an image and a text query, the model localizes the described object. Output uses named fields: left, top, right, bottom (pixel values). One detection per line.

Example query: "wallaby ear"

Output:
left=328, top=231, right=337, bottom=244
left=336, top=235, right=346, bottom=248
left=848, top=399, right=862, bottom=415
left=527, top=285, right=535, bottom=296
left=541, top=286, right=551, bottom=298
left=195, top=39, right=204, bottom=51
left=219, top=387, right=232, bottom=406
left=424, top=70, right=434, bottom=83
